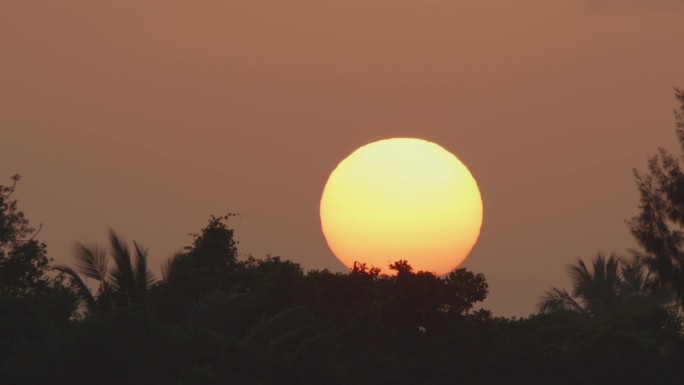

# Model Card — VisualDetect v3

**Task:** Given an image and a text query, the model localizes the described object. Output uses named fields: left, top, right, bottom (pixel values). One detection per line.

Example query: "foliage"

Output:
left=628, top=88, right=684, bottom=309
left=539, top=252, right=620, bottom=316
left=7, top=116, right=684, bottom=385
left=0, top=175, right=52, bottom=294
left=186, top=214, right=239, bottom=271
left=2, top=210, right=684, bottom=384
left=151, top=215, right=242, bottom=325
left=56, top=230, right=156, bottom=314
left=538, top=252, right=672, bottom=318
left=0, top=175, right=78, bottom=376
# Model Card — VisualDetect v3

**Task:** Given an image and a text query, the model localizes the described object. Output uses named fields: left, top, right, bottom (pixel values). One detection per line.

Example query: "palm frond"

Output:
left=537, top=287, right=588, bottom=316
left=133, top=241, right=155, bottom=290
left=162, top=253, right=185, bottom=282
left=71, top=242, right=108, bottom=282
left=620, top=256, right=647, bottom=294
left=54, top=264, right=97, bottom=312
left=108, top=230, right=135, bottom=297
left=566, top=253, right=623, bottom=316
left=596, top=252, right=621, bottom=306
left=567, top=258, right=592, bottom=299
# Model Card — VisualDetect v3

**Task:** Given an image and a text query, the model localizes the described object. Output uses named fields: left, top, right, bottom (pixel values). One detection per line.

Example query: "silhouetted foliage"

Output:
left=56, top=230, right=156, bottom=314
left=538, top=252, right=675, bottom=320
left=6, top=138, right=684, bottom=385
left=629, top=88, right=684, bottom=309
left=150, top=215, right=242, bottom=326
left=0, top=175, right=52, bottom=293
left=0, top=176, right=78, bottom=379
left=187, top=214, right=239, bottom=271
left=444, top=268, right=489, bottom=314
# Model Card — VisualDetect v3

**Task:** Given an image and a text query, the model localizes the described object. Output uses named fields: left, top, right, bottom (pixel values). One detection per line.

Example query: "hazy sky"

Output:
left=2, top=0, right=684, bottom=316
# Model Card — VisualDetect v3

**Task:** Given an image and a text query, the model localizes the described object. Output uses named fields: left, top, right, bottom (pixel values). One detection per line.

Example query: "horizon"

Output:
left=2, top=0, right=684, bottom=316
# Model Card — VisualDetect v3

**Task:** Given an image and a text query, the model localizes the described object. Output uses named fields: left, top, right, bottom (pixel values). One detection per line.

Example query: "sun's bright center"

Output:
left=320, top=138, right=483, bottom=275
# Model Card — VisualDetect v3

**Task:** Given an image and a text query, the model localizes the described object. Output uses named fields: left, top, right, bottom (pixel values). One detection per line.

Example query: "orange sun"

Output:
left=320, top=138, right=483, bottom=275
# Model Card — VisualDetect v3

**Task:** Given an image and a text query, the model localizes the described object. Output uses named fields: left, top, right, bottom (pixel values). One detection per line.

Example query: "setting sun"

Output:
left=320, top=138, right=483, bottom=274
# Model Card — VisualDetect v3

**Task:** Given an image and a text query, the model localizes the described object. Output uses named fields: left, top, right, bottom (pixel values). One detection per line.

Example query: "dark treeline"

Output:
left=2, top=90, right=684, bottom=385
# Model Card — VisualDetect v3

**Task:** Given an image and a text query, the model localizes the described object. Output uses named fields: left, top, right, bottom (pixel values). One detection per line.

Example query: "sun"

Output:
left=320, top=138, right=483, bottom=275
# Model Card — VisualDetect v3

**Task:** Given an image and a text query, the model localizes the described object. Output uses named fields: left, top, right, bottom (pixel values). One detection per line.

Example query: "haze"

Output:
left=1, top=0, right=683, bottom=316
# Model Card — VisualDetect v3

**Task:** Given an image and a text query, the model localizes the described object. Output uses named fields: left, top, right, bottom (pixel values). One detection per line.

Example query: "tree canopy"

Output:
left=4, top=88, right=684, bottom=384
left=629, top=88, right=684, bottom=309
left=0, top=175, right=52, bottom=294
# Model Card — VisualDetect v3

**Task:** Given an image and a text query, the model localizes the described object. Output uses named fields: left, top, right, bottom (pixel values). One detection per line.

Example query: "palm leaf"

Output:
left=620, top=257, right=647, bottom=294
left=568, top=258, right=593, bottom=299
left=162, top=253, right=184, bottom=282
left=71, top=242, right=108, bottom=283
left=108, top=230, right=135, bottom=299
left=54, top=264, right=97, bottom=312
left=566, top=253, right=622, bottom=316
left=537, top=287, right=588, bottom=316
left=133, top=241, right=155, bottom=291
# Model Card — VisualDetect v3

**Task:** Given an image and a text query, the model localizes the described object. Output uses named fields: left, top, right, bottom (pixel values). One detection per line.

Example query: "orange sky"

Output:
left=2, top=0, right=683, bottom=316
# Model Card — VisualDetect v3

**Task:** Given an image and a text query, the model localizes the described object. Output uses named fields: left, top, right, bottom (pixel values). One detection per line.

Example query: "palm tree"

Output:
left=56, top=230, right=155, bottom=314
left=537, top=252, right=650, bottom=317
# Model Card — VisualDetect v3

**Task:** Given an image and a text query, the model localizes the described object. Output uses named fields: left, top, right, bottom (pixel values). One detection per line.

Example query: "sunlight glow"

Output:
left=320, top=138, right=483, bottom=275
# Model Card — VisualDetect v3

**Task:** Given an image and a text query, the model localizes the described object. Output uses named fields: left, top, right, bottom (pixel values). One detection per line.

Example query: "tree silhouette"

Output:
left=57, top=230, right=155, bottom=313
left=539, top=252, right=622, bottom=316
left=0, top=175, right=77, bottom=371
left=186, top=214, right=239, bottom=271
left=0, top=175, right=53, bottom=293
left=628, top=88, right=684, bottom=309
left=443, top=268, right=489, bottom=315
left=537, top=252, right=669, bottom=317
left=151, top=215, right=242, bottom=325
left=6, top=164, right=684, bottom=384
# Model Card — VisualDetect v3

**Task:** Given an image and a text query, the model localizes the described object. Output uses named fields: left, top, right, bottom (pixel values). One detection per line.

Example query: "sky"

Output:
left=2, top=0, right=684, bottom=316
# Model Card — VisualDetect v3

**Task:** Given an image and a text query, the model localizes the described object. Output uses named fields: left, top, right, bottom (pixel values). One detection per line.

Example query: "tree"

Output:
left=538, top=253, right=622, bottom=316
left=628, top=88, right=684, bottom=309
left=443, top=268, right=489, bottom=315
left=150, top=214, right=242, bottom=325
left=57, top=230, right=155, bottom=313
left=538, top=252, right=668, bottom=317
left=186, top=214, right=239, bottom=272
left=158, top=214, right=239, bottom=293
left=0, top=174, right=52, bottom=293
left=0, top=175, right=77, bottom=369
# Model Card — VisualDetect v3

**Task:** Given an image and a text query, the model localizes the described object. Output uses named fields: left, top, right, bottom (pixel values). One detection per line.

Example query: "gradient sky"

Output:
left=2, top=0, right=684, bottom=316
